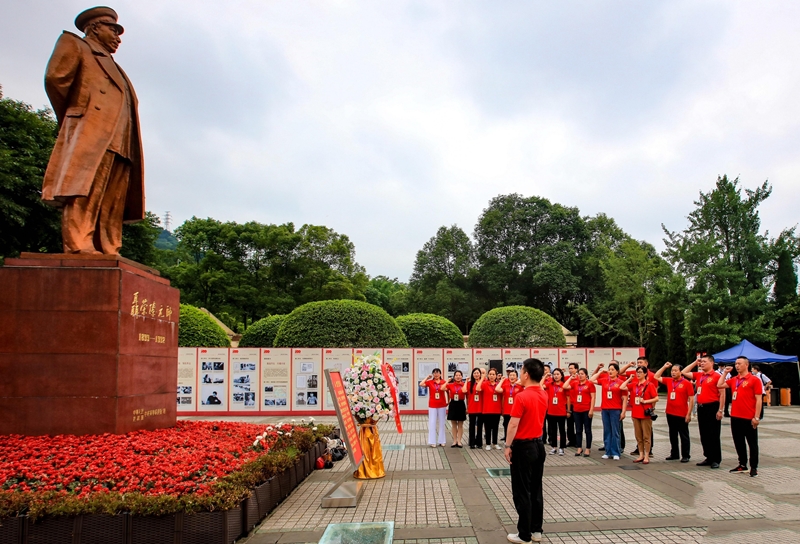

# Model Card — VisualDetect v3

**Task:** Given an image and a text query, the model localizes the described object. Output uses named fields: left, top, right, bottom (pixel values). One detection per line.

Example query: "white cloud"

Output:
left=2, top=1, right=799, bottom=280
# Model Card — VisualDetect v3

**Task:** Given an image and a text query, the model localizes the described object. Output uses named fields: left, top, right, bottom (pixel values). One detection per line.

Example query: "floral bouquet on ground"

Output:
left=343, top=352, right=397, bottom=424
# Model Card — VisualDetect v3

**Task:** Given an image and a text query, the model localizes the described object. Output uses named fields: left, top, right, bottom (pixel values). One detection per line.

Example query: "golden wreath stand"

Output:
left=353, top=418, right=385, bottom=479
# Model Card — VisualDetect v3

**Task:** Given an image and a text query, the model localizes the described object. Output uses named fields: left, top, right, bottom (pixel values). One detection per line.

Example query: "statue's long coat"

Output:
left=42, top=31, right=144, bottom=222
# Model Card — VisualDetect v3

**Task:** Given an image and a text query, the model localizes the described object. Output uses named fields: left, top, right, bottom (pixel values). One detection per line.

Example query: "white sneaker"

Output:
left=558, top=448, right=564, bottom=456
left=494, top=444, right=502, bottom=450
left=507, top=533, right=531, bottom=544
left=601, top=454, right=609, bottom=459
left=532, top=532, right=542, bottom=542
left=485, top=445, right=491, bottom=450
left=549, top=448, right=557, bottom=455
left=613, top=455, right=620, bottom=460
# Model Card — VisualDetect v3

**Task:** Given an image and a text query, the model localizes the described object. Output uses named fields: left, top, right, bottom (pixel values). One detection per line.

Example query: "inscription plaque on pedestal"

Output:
left=0, top=253, right=179, bottom=435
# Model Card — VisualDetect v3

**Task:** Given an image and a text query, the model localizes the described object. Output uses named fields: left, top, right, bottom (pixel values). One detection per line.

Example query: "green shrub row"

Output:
left=395, top=313, right=464, bottom=348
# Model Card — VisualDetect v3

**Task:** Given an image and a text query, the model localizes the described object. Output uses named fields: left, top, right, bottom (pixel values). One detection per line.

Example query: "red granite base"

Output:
left=0, top=253, right=179, bottom=435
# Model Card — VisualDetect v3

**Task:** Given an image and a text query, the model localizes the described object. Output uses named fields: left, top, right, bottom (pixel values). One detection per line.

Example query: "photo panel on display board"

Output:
left=323, top=348, right=354, bottom=411
left=558, top=348, right=587, bottom=373
left=230, top=348, right=259, bottom=410
left=414, top=348, right=443, bottom=410
left=198, top=348, right=229, bottom=411
left=613, top=348, right=646, bottom=369
left=444, top=349, right=473, bottom=381
left=473, top=348, right=501, bottom=371
left=531, top=348, right=559, bottom=370
left=292, top=348, right=322, bottom=410
left=502, top=348, right=531, bottom=375
left=586, top=348, right=613, bottom=409
left=383, top=348, right=412, bottom=409
left=260, top=348, right=291, bottom=410
left=177, top=348, right=197, bottom=411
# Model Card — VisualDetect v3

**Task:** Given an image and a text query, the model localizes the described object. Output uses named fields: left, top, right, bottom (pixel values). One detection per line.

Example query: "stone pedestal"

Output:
left=0, top=253, right=179, bottom=435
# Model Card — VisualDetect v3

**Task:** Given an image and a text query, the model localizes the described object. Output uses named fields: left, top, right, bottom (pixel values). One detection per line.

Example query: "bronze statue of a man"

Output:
left=42, top=6, right=144, bottom=255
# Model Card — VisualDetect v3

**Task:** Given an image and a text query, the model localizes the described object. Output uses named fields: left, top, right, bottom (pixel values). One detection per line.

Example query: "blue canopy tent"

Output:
left=713, top=339, right=798, bottom=364
left=713, top=340, right=800, bottom=405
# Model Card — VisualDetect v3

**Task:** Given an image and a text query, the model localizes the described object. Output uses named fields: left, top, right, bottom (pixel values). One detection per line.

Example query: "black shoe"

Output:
left=649, top=450, right=654, bottom=456
left=750, top=468, right=758, bottom=477
left=729, top=465, right=748, bottom=473
left=696, top=459, right=711, bottom=466
left=710, top=462, right=720, bottom=469
left=451, top=444, right=458, bottom=448
left=599, top=446, right=606, bottom=451
left=630, top=449, right=640, bottom=455
left=469, top=446, right=475, bottom=449
left=665, top=456, right=680, bottom=461
left=681, top=458, right=690, bottom=463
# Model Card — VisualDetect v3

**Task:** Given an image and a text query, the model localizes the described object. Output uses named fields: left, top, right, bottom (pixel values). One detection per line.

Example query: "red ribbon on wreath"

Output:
left=381, top=362, right=403, bottom=433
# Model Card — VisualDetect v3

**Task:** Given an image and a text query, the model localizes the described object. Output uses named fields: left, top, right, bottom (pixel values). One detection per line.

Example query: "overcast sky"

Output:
left=2, top=1, right=799, bottom=280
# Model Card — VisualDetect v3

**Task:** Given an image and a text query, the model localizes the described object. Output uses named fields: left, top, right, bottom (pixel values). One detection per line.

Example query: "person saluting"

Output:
left=504, top=358, right=548, bottom=544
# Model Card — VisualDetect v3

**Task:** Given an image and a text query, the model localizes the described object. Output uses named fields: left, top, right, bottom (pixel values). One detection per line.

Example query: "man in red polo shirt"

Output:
left=682, top=354, right=725, bottom=468
left=655, top=362, right=694, bottom=462
left=504, top=358, right=547, bottom=543
left=718, top=356, right=762, bottom=477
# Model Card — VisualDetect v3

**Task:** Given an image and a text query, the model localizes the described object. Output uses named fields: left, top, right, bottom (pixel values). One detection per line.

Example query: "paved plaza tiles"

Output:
left=182, top=406, right=800, bottom=543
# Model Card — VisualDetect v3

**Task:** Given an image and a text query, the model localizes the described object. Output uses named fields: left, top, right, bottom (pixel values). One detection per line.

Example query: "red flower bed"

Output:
left=0, top=420, right=329, bottom=519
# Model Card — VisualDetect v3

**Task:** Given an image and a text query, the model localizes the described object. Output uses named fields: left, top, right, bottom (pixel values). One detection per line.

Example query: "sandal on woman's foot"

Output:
left=633, top=457, right=644, bottom=463
left=574, top=450, right=583, bottom=456
left=583, top=450, right=591, bottom=457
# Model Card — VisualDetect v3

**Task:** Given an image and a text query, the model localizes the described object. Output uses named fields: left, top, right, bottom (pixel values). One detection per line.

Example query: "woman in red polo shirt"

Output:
left=420, top=368, right=448, bottom=447
left=446, top=370, right=468, bottom=448
left=467, top=368, right=484, bottom=449
left=495, top=369, right=522, bottom=443
left=655, top=362, right=694, bottom=462
left=479, top=368, right=503, bottom=450
left=621, top=366, right=658, bottom=464
left=563, top=368, right=595, bottom=456
left=544, top=368, right=568, bottom=455
left=590, top=362, right=626, bottom=460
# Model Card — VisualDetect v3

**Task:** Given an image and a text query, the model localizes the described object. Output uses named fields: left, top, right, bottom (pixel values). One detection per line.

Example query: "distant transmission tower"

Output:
left=163, top=211, right=173, bottom=232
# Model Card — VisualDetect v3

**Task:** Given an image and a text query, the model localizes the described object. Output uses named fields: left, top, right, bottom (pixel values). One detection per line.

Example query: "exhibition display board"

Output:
left=177, top=346, right=644, bottom=415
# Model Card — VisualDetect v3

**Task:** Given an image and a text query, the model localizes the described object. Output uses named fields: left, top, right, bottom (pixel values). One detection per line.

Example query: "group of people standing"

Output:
left=420, top=353, right=765, bottom=477
left=421, top=354, right=767, bottom=544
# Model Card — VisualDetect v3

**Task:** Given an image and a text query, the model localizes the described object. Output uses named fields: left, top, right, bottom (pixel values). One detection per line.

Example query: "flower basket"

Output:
left=0, top=516, right=24, bottom=544
left=254, top=478, right=274, bottom=519
left=278, top=468, right=291, bottom=499
left=26, top=515, right=76, bottom=544
left=130, top=514, right=178, bottom=543
left=268, top=475, right=282, bottom=510
left=182, top=507, right=242, bottom=544
left=241, top=490, right=260, bottom=534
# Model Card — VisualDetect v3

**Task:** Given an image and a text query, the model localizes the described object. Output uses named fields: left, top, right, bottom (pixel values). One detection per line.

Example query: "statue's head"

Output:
left=75, top=6, right=124, bottom=54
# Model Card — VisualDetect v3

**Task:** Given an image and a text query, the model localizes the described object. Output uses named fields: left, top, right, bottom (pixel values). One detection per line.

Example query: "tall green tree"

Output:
left=165, top=218, right=368, bottom=327
left=407, top=225, right=481, bottom=332
left=0, top=89, right=61, bottom=257
left=121, top=211, right=163, bottom=266
left=663, top=175, right=775, bottom=352
left=578, top=239, right=672, bottom=347
left=365, top=276, right=408, bottom=316
left=473, top=194, right=589, bottom=329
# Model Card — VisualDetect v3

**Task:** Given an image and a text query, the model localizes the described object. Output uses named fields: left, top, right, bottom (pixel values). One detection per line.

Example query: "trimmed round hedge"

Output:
left=468, top=306, right=566, bottom=348
left=178, top=304, right=231, bottom=347
left=238, top=314, right=286, bottom=347
left=274, top=300, right=408, bottom=348
left=395, top=313, right=464, bottom=348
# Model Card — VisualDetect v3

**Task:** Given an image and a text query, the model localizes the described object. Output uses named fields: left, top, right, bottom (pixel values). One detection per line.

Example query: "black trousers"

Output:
left=573, top=410, right=592, bottom=448
left=697, top=402, right=722, bottom=464
left=469, top=413, right=483, bottom=447
left=502, top=414, right=511, bottom=440
left=546, top=414, right=566, bottom=448
left=510, top=439, right=545, bottom=541
left=566, top=411, right=576, bottom=445
left=666, top=414, right=690, bottom=459
left=483, top=413, right=501, bottom=445
left=731, top=416, right=759, bottom=469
